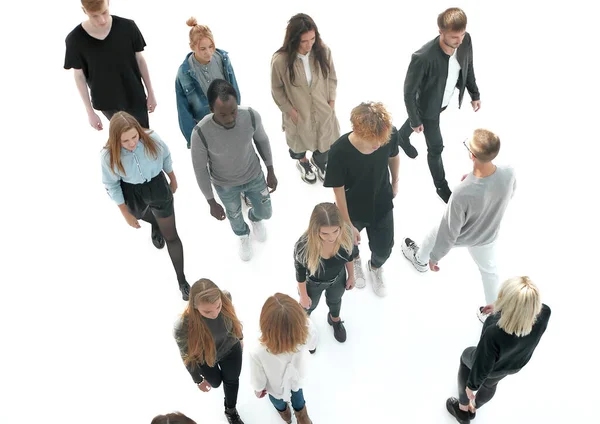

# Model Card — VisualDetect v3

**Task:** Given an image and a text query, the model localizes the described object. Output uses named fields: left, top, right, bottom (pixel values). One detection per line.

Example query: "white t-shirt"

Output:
left=249, top=319, right=318, bottom=400
left=298, top=52, right=312, bottom=86
left=441, top=48, right=461, bottom=108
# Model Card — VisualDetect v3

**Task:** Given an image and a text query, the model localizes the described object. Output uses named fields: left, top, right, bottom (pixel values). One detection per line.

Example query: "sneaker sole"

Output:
left=401, top=246, right=428, bottom=272
left=309, top=157, right=325, bottom=181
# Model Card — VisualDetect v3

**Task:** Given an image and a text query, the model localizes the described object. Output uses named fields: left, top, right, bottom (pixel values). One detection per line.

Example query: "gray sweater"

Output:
left=191, top=107, right=273, bottom=200
left=430, top=166, right=516, bottom=263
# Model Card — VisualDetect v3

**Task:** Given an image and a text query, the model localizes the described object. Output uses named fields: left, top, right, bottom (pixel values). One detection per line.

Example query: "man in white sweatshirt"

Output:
left=401, top=128, right=516, bottom=321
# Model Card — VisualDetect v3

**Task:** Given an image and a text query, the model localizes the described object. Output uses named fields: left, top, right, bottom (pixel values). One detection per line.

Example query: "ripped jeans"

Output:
left=214, top=173, right=273, bottom=237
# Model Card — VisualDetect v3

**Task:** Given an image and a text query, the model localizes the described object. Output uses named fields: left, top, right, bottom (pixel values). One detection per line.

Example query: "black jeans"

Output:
left=198, top=341, right=243, bottom=409
left=351, top=209, right=394, bottom=268
left=398, top=108, right=448, bottom=189
left=458, top=346, right=516, bottom=409
left=306, top=268, right=347, bottom=318
left=289, top=148, right=328, bottom=171
left=102, top=106, right=149, bottom=129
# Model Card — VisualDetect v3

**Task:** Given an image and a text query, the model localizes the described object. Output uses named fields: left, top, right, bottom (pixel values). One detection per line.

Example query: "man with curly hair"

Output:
left=324, top=102, right=400, bottom=298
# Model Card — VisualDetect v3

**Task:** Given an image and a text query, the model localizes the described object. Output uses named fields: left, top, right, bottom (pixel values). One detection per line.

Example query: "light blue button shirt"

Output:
left=101, top=131, right=173, bottom=205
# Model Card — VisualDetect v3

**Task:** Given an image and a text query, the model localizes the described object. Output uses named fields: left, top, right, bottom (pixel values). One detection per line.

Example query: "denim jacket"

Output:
left=175, top=49, right=241, bottom=148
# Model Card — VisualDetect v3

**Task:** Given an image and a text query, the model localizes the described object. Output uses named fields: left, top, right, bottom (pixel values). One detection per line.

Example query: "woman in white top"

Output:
left=250, top=293, right=317, bottom=424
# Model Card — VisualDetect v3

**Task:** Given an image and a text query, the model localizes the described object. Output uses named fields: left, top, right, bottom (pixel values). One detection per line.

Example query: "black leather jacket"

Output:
left=404, top=33, right=480, bottom=127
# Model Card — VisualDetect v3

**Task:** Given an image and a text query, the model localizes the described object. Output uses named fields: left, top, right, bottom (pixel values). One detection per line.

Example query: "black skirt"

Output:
left=120, top=172, right=174, bottom=219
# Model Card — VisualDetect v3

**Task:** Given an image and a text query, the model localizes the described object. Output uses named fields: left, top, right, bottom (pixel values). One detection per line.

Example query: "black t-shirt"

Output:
left=324, top=127, right=399, bottom=223
left=64, top=15, right=147, bottom=111
left=294, top=235, right=355, bottom=283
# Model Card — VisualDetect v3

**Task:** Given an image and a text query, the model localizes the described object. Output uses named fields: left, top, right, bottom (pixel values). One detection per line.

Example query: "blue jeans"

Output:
left=214, top=173, right=272, bottom=236
left=269, top=389, right=305, bottom=412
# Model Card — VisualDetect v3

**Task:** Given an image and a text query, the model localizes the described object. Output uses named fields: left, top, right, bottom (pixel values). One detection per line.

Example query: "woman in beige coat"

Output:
left=271, top=13, right=340, bottom=184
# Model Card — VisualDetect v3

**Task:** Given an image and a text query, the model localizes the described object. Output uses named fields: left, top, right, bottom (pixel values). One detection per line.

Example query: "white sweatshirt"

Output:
left=249, top=319, right=318, bottom=401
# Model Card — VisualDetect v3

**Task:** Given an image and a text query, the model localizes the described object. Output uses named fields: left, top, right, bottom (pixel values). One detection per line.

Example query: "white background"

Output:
left=2, top=0, right=598, bottom=422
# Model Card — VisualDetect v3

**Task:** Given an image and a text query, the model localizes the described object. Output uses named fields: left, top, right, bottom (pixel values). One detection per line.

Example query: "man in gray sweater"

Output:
left=191, top=79, right=277, bottom=261
left=401, top=128, right=516, bottom=321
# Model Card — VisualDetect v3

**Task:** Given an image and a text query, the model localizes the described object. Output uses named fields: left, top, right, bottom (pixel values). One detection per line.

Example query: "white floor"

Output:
left=2, top=0, right=598, bottom=422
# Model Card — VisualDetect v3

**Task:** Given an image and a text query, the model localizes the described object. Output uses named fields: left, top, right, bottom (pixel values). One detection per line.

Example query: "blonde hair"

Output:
left=259, top=293, right=309, bottom=354
left=350, top=102, right=393, bottom=145
left=103, top=112, right=159, bottom=175
left=182, top=279, right=243, bottom=367
left=470, top=128, right=501, bottom=162
left=437, top=7, right=467, bottom=32
left=296, top=203, right=354, bottom=276
left=186, top=17, right=215, bottom=50
left=494, top=276, right=542, bottom=337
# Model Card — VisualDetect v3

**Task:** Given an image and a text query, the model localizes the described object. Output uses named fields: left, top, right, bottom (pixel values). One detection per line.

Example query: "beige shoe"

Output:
left=293, top=405, right=313, bottom=424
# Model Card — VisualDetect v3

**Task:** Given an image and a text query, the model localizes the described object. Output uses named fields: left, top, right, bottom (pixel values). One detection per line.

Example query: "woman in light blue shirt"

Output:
left=101, top=112, right=190, bottom=300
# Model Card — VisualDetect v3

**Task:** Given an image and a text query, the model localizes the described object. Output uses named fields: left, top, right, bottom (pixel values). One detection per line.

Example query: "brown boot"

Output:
left=277, top=404, right=292, bottom=423
left=293, top=405, right=312, bottom=424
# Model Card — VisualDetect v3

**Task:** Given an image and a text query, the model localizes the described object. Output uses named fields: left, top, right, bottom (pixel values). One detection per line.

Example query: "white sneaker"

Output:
left=401, top=237, right=428, bottom=272
left=239, top=235, right=252, bottom=261
left=477, top=307, right=490, bottom=323
left=309, top=156, right=325, bottom=181
left=368, top=260, right=387, bottom=297
left=251, top=220, right=267, bottom=242
left=296, top=160, right=317, bottom=184
left=353, top=258, right=366, bottom=288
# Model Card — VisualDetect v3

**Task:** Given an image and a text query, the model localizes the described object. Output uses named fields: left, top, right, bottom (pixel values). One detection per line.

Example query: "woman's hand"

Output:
left=290, top=108, right=299, bottom=125
left=169, top=177, right=178, bottom=194
left=255, top=389, right=267, bottom=398
left=352, top=226, right=361, bottom=246
left=198, top=380, right=212, bottom=392
left=345, top=276, right=355, bottom=290
left=299, top=294, right=312, bottom=309
left=122, top=211, right=141, bottom=229
left=466, top=387, right=476, bottom=401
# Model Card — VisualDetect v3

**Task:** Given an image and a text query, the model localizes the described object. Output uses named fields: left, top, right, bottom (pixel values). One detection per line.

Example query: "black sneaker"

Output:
left=446, top=397, right=471, bottom=424
left=327, top=313, right=347, bottom=343
left=151, top=225, right=165, bottom=249
left=179, top=281, right=190, bottom=301
left=224, top=407, right=245, bottom=424
left=436, top=184, right=452, bottom=204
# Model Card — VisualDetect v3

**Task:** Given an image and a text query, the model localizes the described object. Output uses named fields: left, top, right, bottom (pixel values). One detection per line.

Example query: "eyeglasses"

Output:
left=463, top=138, right=476, bottom=158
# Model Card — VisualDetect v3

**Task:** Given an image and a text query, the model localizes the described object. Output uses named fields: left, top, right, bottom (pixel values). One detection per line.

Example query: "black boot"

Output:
left=446, top=397, right=471, bottom=424
left=327, top=313, right=347, bottom=342
left=224, top=407, right=245, bottom=424
left=179, top=280, right=190, bottom=301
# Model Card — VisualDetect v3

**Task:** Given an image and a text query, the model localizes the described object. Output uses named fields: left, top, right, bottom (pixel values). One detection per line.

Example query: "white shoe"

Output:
left=368, top=260, right=387, bottom=297
left=477, top=307, right=490, bottom=323
left=251, top=220, right=267, bottom=242
left=296, top=160, right=317, bottom=184
left=310, top=156, right=325, bottom=182
left=239, top=235, right=252, bottom=261
left=401, top=237, right=428, bottom=272
left=353, top=258, right=366, bottom=288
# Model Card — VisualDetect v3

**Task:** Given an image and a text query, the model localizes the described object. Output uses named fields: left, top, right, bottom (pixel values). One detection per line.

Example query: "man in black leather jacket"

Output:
left=398, top=7, right=481, bottom=203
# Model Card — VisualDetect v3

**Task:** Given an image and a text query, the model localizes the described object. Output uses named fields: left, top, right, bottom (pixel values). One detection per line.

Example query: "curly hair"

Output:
left=350, top=102, right=393, bottom=145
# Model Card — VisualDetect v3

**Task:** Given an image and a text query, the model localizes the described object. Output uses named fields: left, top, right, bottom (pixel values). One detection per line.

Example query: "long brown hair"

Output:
left=182, top=279, right=243, bottom=367
left=103, top=112, right=159, bottom=175
left=259, top=293, right=309, bottom=354
left=276, top=13, right=330, bottom=86
left=296, top=202, right=354, bottom=276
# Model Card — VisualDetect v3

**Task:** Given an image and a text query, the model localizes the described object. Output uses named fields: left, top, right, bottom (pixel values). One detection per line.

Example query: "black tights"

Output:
left=142, top=209, right=186, bottom=284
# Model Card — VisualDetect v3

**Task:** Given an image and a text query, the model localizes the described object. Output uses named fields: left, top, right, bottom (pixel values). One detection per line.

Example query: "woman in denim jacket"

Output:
left=176, top=17, right=241, bottom=148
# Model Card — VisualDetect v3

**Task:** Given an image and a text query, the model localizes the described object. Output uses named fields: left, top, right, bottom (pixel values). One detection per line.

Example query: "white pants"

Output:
left=416, top=226, right=500, bottom=305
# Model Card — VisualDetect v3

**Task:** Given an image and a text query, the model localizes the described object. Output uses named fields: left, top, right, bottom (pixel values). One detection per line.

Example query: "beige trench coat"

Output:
left=271, top=46, right=340, bottom=154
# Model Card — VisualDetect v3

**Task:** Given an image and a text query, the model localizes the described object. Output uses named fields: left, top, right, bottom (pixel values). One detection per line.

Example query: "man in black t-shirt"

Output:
left=64, top=0, right=157, bottom=130
left=324, top=102, right=400, bottom=298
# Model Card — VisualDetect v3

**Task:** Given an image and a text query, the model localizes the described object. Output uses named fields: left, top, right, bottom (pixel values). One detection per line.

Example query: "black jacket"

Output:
left=404, top=33, right=480, bottom=127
